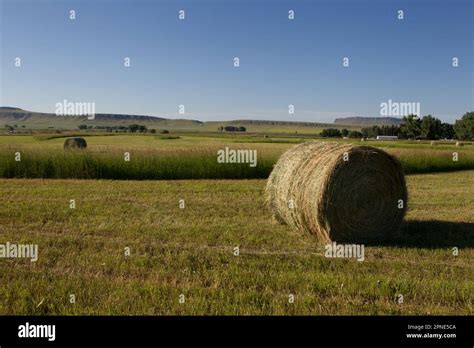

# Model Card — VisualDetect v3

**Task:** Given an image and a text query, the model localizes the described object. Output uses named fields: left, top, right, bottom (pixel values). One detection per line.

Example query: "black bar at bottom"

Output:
left=0, top=316, right=472, bottom=346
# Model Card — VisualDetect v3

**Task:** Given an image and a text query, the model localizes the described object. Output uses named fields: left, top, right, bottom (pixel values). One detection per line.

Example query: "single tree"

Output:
left=440, top=123, right=455, bottom=139
left=420, top=115, right=442, bottom=140
left=399, top=114, right=422, bottom=139
left=454, top=112, right=474, bottom=140
left=348, top=130, right=363, bottom=138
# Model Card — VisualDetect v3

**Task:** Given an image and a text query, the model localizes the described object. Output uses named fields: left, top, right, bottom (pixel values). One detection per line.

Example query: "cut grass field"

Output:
left=1, top=135, right=474, bottom=179
left=0, top=171, right=472, bottom=315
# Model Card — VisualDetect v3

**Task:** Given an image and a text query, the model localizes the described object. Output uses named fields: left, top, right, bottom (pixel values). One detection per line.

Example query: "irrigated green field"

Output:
left=1, top=135, right=473, bottom=179
left=0, top=171, right=472, bottom=315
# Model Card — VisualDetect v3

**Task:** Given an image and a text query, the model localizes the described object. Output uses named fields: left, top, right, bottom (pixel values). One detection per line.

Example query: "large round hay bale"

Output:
left=455, top=141, right=464, bottom=147
left=266, top=142, right=407, bottom=244
left=430, top=141, right=437, bottom=146
left=64, top=137, right=87, bottom=150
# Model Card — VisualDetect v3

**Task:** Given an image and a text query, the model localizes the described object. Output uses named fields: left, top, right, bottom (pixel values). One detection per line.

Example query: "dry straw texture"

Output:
left=266, top=142, right=408, bottom=244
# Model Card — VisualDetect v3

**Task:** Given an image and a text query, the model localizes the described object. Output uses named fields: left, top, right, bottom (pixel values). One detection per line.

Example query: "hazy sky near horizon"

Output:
left=0, top=0, right=472, bottom=123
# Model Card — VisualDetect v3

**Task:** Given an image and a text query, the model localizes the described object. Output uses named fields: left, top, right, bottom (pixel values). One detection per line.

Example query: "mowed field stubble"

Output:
left=0, top=133, right=473, bottom=314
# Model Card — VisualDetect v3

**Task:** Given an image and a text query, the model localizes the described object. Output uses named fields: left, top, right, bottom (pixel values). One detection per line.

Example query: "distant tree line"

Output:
left=218, top=126, right=247, bottom=132
left=396, top=114, right=457, bottom=140
left=78, top=124, right=153, bottom=133
left=319, top=112, right=473, bottom=140
left=4, top=124, right=26, bottom=132
left=361, top=125, right=400, bottom=138
left=320, top=128, right=342, bottom=137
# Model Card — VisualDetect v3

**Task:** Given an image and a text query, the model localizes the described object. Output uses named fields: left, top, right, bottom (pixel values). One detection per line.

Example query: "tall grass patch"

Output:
left=0, top=147, right=275, bottom=180
left=0, top=144, right=473, bottom=179
left=389, top=148, right=474, bottom=174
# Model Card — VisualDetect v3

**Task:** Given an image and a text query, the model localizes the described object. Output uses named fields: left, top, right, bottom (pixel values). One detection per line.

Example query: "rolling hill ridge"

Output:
left=0, top=107, right=391, bottom=132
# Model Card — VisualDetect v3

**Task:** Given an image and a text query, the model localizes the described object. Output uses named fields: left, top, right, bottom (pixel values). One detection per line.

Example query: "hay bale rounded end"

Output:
left=265, top=142, right=408, bottom=244
left=64, top=137, right=87, bottom=150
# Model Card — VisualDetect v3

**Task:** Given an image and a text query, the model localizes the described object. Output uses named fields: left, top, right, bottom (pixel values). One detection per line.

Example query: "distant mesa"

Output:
left=92, top=113, right=166, bottom=121
left=0, top=106, right=205, bottom=131
left=0, top=107, right=202, bottom=123
left=2, top=106, right=405, bottom=131
left=0, top=106, right=337, bottom=131
left=334, top=116, right=403, bottom=126
left=0, top=106, right=24, bottom=111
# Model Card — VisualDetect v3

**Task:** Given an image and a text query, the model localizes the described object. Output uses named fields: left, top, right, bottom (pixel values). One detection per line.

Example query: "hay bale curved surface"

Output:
left=266, top=142, right=407, bottom=244
left=64, top=137, right=87, bottom=150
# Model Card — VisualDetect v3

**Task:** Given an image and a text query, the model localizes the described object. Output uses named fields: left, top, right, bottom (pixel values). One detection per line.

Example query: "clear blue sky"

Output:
left=1, top=0, right=472, bottom=123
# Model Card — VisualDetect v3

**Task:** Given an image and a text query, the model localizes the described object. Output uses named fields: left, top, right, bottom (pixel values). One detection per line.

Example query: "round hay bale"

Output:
left=64, top=137, right=87, bottom=150
left=455, top=141, right=464, bottom=147
left=266, top=142, right=407, bottom=244
left=430, top=141, right=437, bottom=146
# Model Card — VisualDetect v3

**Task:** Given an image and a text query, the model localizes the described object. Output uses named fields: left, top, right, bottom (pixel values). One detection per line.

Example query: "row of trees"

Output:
left=321, top=126, right=402, bottom=138
left=78, top=124, right=151, bottom=133
left=320, top=112, right=473, bottom=140
left=360, top=125, right=400, bottom=138
left=218, top=126, right=247, bottom=132
left=5, top=124, right=26, bottom=130
left=397, top=113, right=473, bottom=140
left=320, top=128, right=364, bottom=138
left=396, top=115, right=451, bottom=139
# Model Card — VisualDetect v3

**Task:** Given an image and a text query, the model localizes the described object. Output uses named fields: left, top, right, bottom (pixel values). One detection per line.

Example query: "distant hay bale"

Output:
left=430, top=141, right=437, bottom=146
left=456, top=141, right=464, bottom=147
left=64, top=137, right=87, bottom=150
left=265, top=142, right=407, bottom=244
